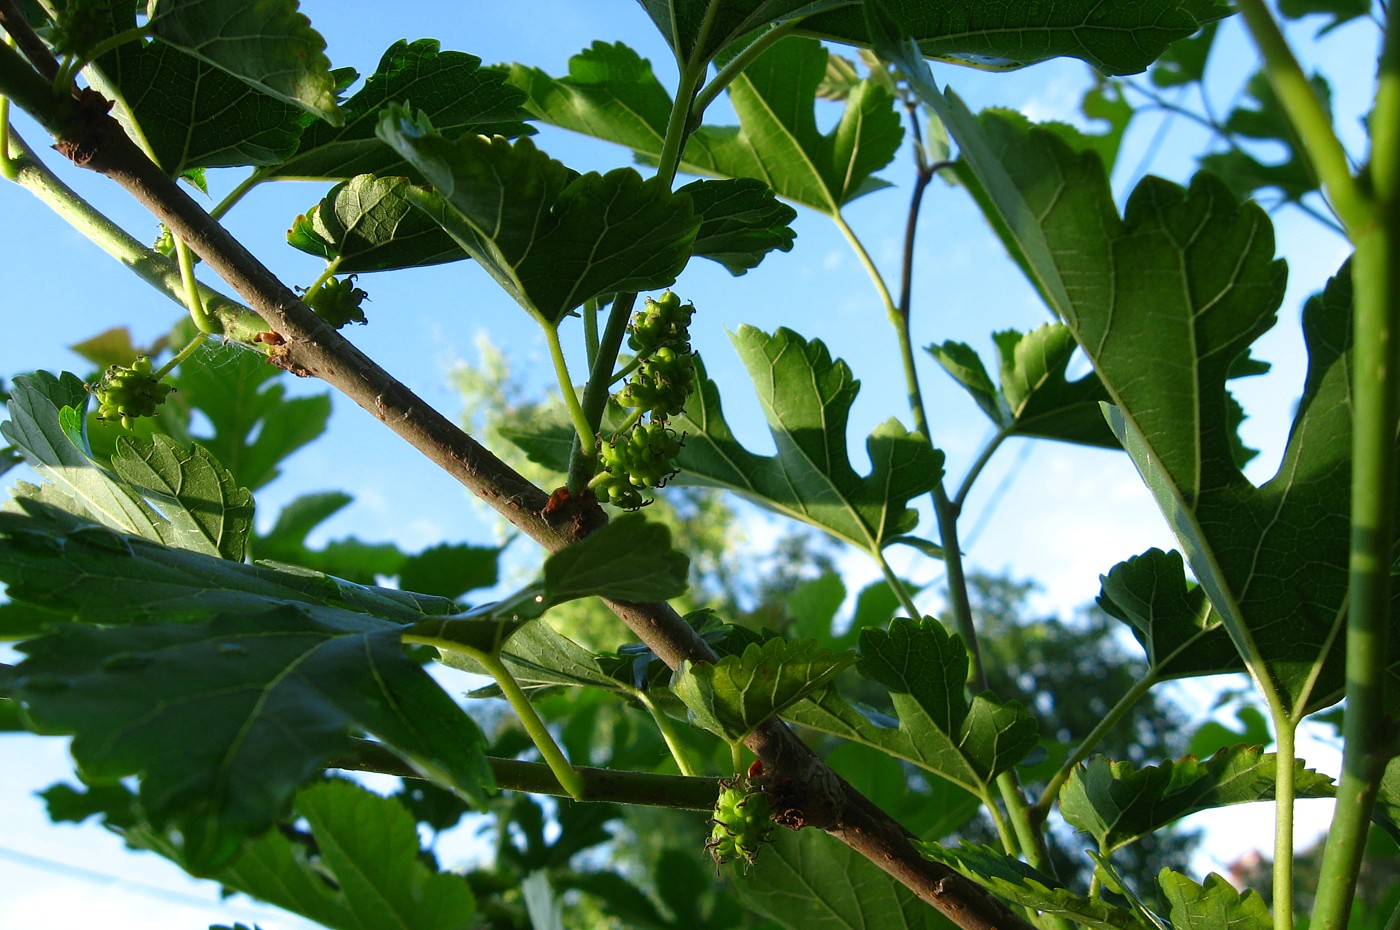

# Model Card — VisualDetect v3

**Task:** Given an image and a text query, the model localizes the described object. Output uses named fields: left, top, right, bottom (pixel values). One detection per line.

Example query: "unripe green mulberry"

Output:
left=589, top=422, right=684, bottom=510
left=90, top=356, right=174, bottom=428
left=307, top=275, right=369, bottom=328
left=618, top=346, right=695, bottom=420
left=706, top=778, right=774, bottom=867
left=627, top=291, right=694, bottom=354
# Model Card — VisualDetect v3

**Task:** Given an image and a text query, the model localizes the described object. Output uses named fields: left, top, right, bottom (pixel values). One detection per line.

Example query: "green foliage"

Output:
left=919, top=842, right=1149, bottom=930
left=146, top=0, right=343, bottom=125
left=930, top=323, right=1117, bottom=448
left=213, top=780, right=478, bottom=930
left=1059, top=748, right=1334, bottom=853
left=802, top=0, right=1231, bottom=74
left=376, top=114, right=700, bottom=327
left=3, top=371, right=253, bottom=559
left=288, top=175, right=469, bottom=272
left=737, top=829, right=958, bottom=929
left=0, top=1, right=1392, bottom=928
left=1158, top=871, right=1273, bottom=930
left=675, top=638, right=856, bottom=744
left=787, top=616, right=1038, bottom=795
left=675, top=327, right=943, bottom=553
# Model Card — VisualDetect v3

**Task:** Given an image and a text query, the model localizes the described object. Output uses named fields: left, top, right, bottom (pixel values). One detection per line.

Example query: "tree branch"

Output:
left=2, top=55, right=1037, bottom=930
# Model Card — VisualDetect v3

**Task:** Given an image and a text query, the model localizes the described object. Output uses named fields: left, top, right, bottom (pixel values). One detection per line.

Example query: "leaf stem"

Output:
left=1031, top=667, right=1161, bottom=818
left=52, top=27, right=150, bottom=91
left=473, top=648, right=586, bottom=800
left=171, top=235, right=216, bottom=333
left=873, top=545, right=921, bottom=620
left=954, top=429, right=1011, bottom=512
left=1312, top=12, right=1400, bottom=926
left=544, top=325, right=595, bottom=481
left=1233, top=0, right=1371, bottom=233
left=637, top=691, right=702, bottom=777
left=209, top=169, right=265, bottom=222
left=1311, top=219, right=1400, bottom=930
left=583, top=297, right=600, bottom=368
left=1273, top=716, right=1298, bottom=930
left=692, top=20, right=801, bottom=118
left=152, top=331, right=207, bottom=380
left=568, top=292, right=637, bottom=492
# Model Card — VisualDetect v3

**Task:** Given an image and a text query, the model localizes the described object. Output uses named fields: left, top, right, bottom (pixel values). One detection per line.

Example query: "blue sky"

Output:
left=0, top=3, right=1376, bottom=927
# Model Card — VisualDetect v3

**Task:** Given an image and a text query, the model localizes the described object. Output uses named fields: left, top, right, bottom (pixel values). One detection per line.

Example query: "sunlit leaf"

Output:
left=512, top=38, right=903, bottom=217
left=674, top=328, right=942, bottom=553
left=673, top=638, right=856, bottom=743
left=147, top=0, right=341, bottom=124
left=377, top=112, right=698, bottom=326
left=287, top=174, right=469, bottom=272
left=1158, top=871, right=1272, bottom=930
left=1059, top=748, right=1334, bottom=852
left=270, top=38, right=532, bottom=180
left=786, top=617, right=1037, bottom=793
left=2, top=371, right=252, bottom=559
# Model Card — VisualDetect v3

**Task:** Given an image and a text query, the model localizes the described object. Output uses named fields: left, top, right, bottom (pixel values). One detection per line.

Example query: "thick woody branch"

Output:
left=0, top=45, right=1035, bottom=930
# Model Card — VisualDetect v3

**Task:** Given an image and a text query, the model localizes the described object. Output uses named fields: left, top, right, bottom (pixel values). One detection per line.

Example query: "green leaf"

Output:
left=507, top=41, right=672, bottom=159
left=166, top=341, right=330, bottom=491
left=1150, top=22, right=1220, bottom=88
left=931, top=98, right=1357, bottom=716
left=511, top=38, right=903, bottom=217
left=735, top=828, right=957, bottom=930
left=637, top=2, right=848, bottom=68
left=0, top=503, right=457, bottom=627
left=1, top=604, right=491, bottom=871
left=1096, top=548, right=1240, bottom=680
left=2, top=372, right=252, bottom=559
left=806, top=0, right=1230, bottom=76
left=932, top=324, right=1116, bottom=447
left=1277, top=0, right=1371, bottom=34
left=287, top=175, right=469, bottom=273
left=673, top=638, right=856, bottom=743
left=98, top=35, right=303, bottom=174
left=1374, top=757, right=1400, bottom=844
left=109, top=434, right=254, bottom=560
left=929, top=340, right=1006, bottom=426
left=147, top=0, right=341, bottom=125
left=543, top=513, right=690, bottom=605
left=684, top=38, right=902, bottom=216
left=1059, top=748, right=1334, bottom=853
left=678, top=178, right=798, bottom=275
left=918, top=842, right=1150, bottom=930
left=1158, top=870, right=1273, bottom=930
left=375, top=115, right=699, bottom=327
left=674, top=328, right=942, bottom=553
left=992, top=325, right=1116, bottom=446
left=212, top=780, right=477, bottom=930
left=1198, top=70, right=1332, bottom=205
left=269, top=38, right=531, bottom=181
left=785, top=617, right=1037, bottom=794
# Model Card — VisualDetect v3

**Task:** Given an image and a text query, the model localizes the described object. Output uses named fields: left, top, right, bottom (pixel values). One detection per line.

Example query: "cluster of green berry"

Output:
left=89, top=356, right=173, bottom=428
left=590, top=292, right=697, bottom=510
left=706, top=778, right=774, bottom=868
left=306, top=275, right=369, bottom=328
